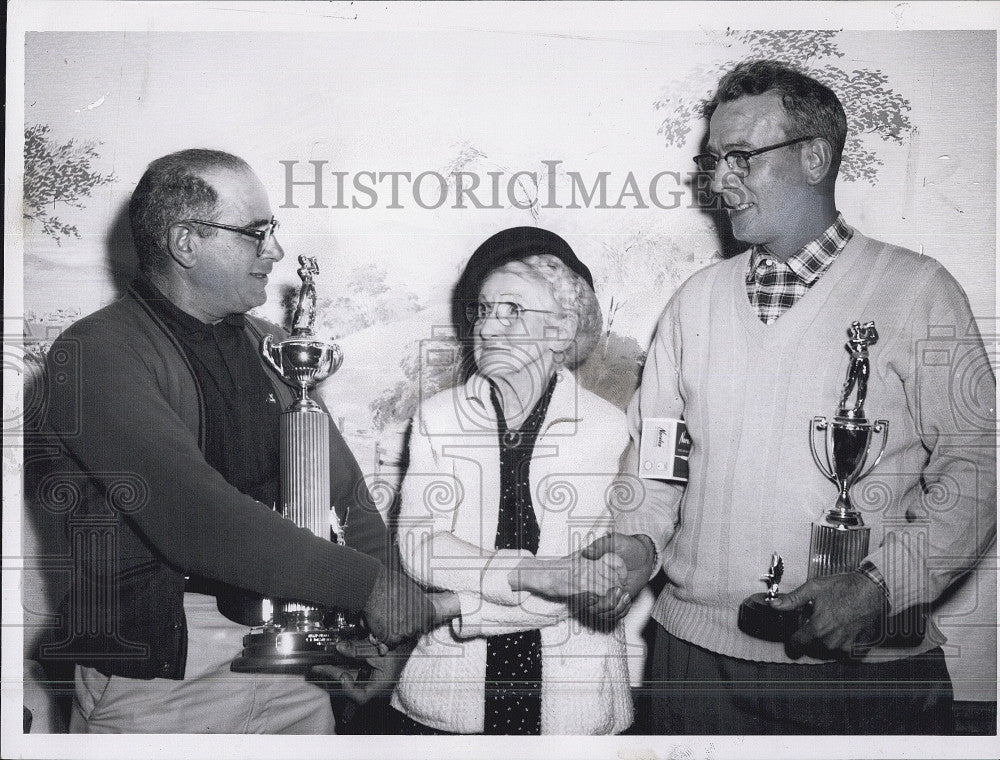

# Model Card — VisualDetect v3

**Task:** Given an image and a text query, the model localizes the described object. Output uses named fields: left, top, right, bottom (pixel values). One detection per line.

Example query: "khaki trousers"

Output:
left=70, top=593, right=335, bottom=734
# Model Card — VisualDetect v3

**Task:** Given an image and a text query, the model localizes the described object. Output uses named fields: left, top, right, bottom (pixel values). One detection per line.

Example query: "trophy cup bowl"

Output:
left=261, top=334, right=343, bottom=410
left=807, top=415, right=888, bottom=578
left=820, top=416, right=887, bottom=517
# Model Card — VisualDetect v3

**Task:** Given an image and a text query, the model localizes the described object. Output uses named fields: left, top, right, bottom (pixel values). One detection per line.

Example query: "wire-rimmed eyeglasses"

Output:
left=465, top=301, right=556, bottom=326
left=693, top=136, right=815, bottom=176
left=178, top=216, right=280, bottom=257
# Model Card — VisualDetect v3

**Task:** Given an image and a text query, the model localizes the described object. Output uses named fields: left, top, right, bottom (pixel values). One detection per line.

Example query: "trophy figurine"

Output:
left=738, top=553, right=807, bottom=642
left=807, top=321, right=889, bottom=579
left=231, top=255, right=363, bottom=673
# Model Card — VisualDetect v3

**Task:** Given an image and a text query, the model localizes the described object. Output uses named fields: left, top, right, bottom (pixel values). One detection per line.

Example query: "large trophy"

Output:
left=807, top=321, right=889, bottom=578
left=231, top=255, right=364, bottom=673
left=738, top=321, right=889, bottom=642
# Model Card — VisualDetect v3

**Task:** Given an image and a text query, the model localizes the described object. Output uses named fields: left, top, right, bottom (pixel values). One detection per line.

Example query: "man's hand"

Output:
left=770, top=571, right=888, bottom=659
left=362, top=567, right=455, bottom=648
left=308, top=639, right=413, bottom=707
left=576, top=533, right=656, bottom=629
left=509, top=548, right=626, bottom=603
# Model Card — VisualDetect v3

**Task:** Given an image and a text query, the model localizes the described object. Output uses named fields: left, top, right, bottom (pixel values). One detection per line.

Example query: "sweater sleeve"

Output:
left=451, top=592, right=569, bottom=638
left=45, top=324, right=382, bottom=612
left=864, top=266, right=997, bottom=611
left=615, top=301, right=686, bottom=568
left=397, top=406, right=527, bottom=606
left=453, top=450, right=621, bottom=637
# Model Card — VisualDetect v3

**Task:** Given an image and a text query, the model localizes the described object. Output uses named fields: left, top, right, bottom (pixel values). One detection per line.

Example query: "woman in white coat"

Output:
left=390, top=227, right=635, bottom=735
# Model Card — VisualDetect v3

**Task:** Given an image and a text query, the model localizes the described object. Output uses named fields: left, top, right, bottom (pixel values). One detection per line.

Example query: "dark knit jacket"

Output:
left=39, top=281, right=386, bottom=679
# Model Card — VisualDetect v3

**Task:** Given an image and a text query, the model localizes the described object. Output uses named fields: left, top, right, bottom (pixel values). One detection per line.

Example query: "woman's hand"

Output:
left=574, top=533, right=656, bottom=629
left=508, top=549, right=627, bottom=604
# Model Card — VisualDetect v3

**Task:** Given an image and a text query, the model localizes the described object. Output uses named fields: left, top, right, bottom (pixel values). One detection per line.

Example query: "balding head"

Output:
left=128, top=149, right=252, bottom=274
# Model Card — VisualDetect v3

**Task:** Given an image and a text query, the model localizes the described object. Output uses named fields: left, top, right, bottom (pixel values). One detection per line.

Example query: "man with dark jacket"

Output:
left=39, top=149, right=446, bottom=733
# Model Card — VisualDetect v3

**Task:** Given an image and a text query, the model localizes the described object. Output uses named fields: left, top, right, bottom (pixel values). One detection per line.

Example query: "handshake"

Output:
left=358, top=532, right=657, bottom=647
left=358, top=531, right=657, bottom=648
left=508, top=532, right=657, bottom=630
left=313, top=533, right=656, bottom=706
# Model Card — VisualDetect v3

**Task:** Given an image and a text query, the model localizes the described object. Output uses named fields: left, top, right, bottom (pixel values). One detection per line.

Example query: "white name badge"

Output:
left=638, top=417, right=691, bottom=482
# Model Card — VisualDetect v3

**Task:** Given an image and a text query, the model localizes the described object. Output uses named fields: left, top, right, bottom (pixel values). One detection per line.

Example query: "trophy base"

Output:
left=737, top=593, right=808, bottom=642
left=231, top=628, right=361, bottom=674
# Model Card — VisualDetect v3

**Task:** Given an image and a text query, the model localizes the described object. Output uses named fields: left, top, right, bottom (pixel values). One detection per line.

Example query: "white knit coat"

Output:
left=391, top=370, right=634, bottom=734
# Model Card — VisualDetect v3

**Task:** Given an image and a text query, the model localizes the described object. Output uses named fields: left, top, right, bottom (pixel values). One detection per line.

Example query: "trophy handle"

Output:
left=855, top=420, right=890, bottom=482
left=261, top=335, right=283, bottom=376
left=809, top=416, right=836, bottom=482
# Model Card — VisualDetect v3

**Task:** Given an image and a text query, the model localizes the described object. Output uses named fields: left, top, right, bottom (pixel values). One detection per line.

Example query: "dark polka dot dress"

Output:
left=483, top=375, right=557, bottom=736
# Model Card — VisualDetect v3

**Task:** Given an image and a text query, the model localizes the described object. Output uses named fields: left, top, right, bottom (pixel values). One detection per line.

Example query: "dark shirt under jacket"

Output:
left=133, top=276, right=281, bottom=623
left=132, top=276, right=281, bottom=508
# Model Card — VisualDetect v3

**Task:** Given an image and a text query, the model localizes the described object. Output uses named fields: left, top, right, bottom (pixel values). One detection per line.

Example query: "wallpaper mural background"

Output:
left=12, top=16, right=996, bottom=735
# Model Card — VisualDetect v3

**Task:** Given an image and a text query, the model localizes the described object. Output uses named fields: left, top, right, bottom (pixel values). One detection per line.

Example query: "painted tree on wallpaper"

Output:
left=593, top=229, right=717, bottom=318
left=23, top=124, right=116, bottom=243
left=441, top=141, right=544, bottom=219
left=655, top=30, right=913, bottom=183
left=370, top=336, right=463, bottom=434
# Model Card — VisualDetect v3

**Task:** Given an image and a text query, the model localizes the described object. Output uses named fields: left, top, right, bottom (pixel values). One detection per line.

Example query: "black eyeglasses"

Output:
left=693, top=136, right=815, bottom=176
left=465, top=301, right=556, bottom=326
left=178, top=216, right=280, bottom=257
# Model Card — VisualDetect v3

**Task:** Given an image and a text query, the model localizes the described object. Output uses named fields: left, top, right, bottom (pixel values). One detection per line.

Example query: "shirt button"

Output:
left=762, top=258, right=773, bottom=267
left=160, top=662, right=173, bottom=675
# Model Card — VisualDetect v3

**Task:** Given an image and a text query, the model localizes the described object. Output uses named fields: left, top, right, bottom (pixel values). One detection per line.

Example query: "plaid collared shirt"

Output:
left=746, top=215, right=853, bottom=325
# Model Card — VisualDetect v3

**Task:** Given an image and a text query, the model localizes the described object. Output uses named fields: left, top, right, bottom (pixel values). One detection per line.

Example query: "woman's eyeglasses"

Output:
left=465, top=301, right=556, bottom=326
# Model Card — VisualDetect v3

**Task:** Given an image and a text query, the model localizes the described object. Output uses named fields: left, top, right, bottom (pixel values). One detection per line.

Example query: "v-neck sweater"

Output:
left=621, top=230, right=996, bottom=664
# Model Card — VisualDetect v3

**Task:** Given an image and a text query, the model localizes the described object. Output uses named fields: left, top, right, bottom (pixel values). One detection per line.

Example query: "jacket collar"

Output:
left=462, top=368, right=582, bottom=436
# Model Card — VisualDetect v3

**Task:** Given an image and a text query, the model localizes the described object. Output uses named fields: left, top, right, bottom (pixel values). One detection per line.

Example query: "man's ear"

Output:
left=166, top=223, right=198, bottom=269
left=802, top=137, right=834, bottom=185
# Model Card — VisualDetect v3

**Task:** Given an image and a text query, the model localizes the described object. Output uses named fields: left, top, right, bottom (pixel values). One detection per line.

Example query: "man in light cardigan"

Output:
left=583, top=60, right=996, bottom=734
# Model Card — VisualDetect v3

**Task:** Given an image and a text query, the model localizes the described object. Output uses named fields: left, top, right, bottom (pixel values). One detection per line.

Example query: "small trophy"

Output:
left=807, top=321, right=889, bottom=579
left=232, top=255, right=364, bottom=673
left=738, top=553, right=807, bottom=641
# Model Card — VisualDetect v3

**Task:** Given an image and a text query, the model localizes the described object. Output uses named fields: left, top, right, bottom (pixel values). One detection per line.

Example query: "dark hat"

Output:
left=462, top=226, right=594, bottom=291
left=451, top=226, right=595, bottom=339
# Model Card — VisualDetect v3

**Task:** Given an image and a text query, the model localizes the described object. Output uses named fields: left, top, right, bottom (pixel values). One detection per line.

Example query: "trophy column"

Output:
left=277, top=404, right=331, bottom=620
left=282, top=403, right=330, bottom=541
